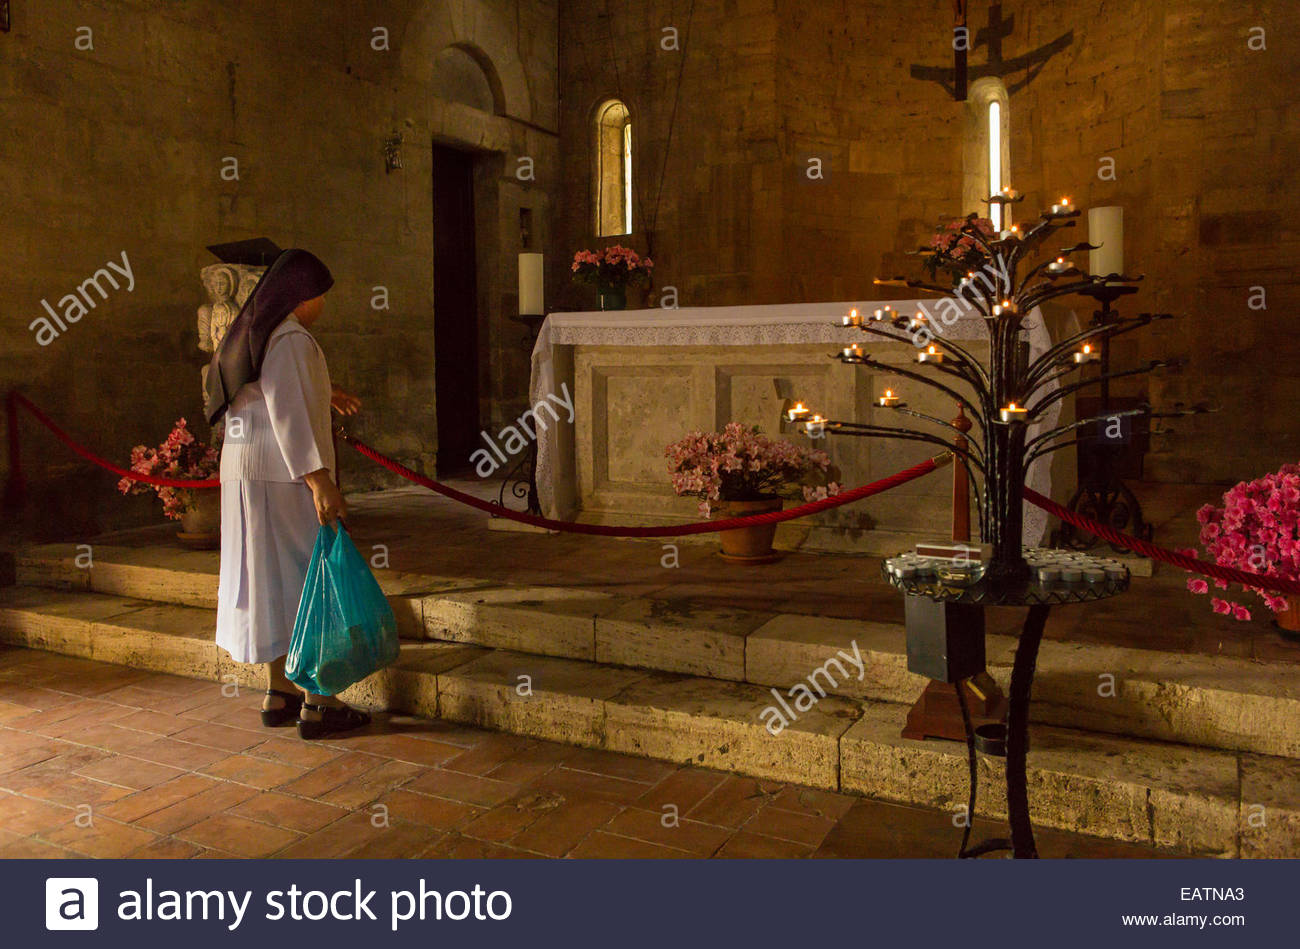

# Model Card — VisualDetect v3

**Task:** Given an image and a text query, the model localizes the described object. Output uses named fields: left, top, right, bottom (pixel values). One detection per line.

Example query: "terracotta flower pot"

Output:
left=714, top=497, right=783, bottom=563
left=178, top=490, right=221, bottom=550
left=1276, top=601, right=1300, bottom=640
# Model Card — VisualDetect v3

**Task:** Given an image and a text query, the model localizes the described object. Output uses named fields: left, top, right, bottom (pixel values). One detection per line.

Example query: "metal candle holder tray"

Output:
left=883, top=547, right=1131, bottom=606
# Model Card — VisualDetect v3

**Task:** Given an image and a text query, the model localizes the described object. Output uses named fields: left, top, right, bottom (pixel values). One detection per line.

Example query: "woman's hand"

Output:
left=330, top=385, right=362, bottom=416
left=304, top=469, right=347, bottom=525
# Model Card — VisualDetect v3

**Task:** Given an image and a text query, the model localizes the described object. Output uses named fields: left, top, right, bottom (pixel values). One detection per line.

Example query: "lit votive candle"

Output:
left=843, top=308, right=863, bottom=327
left=1000, top=186, right=1020, bottom=200
left=842, top=344, right=862, bottom=360
left=909, top=313, right=930, bottom=330
left=786, top=402, right=809, bottom=422
left=992, top=299, right=1019, bottom=317
left=873, top=306, right=894, bottom=322
left=1073, top=343, right=1100, bottom=364
left=1046, top=256, right=1071, bottom=274
left=1050, top=197, right=1073, bottom=215
left=917, top=345, right=944, bottom=364
left=999, top=402, right=1028, bottom=423
left=1000, top=225, right=1021, bottom=240
left=878, top=389, right=900, bottom=407
left=805, top=415, right=826, bottom=436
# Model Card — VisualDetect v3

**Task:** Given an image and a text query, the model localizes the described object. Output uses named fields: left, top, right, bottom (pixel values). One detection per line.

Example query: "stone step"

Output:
left=1, top=587, right=1295, bottom=856
left=14, top=544, right=1300, bottom=760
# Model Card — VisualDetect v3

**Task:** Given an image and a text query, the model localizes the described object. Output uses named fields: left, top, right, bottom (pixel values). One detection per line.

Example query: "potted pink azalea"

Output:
left=666, top=423, right=840, bottom=562
left=1182, top=462, right=1300, bottom=636
left=571, top=244, right=653, bottom=310
left=118, top=419, right=221, bottom=548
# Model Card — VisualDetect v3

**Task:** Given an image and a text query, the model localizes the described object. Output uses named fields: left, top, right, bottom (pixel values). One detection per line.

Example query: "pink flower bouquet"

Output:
left=923, top=214, right=997, bottom=283
left=117, top=418, right=219, bottom=520
left=666, top=423, right=841, bottom=517
left=570, top=245, right=654, bottom=290
left=1181, top=462, right=1300, bottom=621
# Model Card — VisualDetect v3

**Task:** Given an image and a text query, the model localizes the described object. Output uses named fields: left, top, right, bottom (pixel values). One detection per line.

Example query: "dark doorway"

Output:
left=432, top=143, right=481, bottom=476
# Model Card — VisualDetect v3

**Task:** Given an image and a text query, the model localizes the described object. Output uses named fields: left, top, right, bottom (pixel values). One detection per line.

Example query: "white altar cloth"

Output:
left=529, top=299, right=1059, bottom=544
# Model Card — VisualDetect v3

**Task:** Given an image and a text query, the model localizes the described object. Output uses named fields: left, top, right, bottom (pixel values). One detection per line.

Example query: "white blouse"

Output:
left=219, top=317, right=335, bottom=483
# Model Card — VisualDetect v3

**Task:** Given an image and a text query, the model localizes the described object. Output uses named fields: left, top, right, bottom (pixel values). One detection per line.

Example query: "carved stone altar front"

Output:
left=531, top=301, right=1080, bottom=554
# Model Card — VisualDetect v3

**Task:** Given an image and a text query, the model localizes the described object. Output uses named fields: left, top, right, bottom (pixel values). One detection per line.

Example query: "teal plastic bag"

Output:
left=286, top=523, right=400, bottom=696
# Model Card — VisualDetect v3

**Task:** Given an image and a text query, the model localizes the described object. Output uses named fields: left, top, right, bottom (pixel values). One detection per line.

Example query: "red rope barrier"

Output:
left=6, top=392, right=220, bottom=491
left=10, top=388, right=1300, bottom=592
left=10, top=388, right=1299, bottom=594
left=1024, top=486, right=1300, bottom=597
left=5, top=390, right=942, bottom=537
left=342, top=432, right=944, bottom=537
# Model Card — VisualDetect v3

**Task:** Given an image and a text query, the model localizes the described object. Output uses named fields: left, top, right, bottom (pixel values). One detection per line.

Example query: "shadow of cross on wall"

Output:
left=910, top=3, right=1073, bottom=99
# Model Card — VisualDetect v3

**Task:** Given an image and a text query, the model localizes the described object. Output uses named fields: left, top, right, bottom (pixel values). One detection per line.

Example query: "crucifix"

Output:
left=953, top=0, right=968, bottom=101
left=914, top=2, right=1073, bottom=101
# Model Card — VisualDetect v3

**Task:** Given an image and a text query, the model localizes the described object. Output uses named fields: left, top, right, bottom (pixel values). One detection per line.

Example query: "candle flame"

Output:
left=927, top=345, right=938, bottom=354
left=1082, top=344, right=1091, bottom=354
left=1009, top=403, right=1018, bottom=411
left=885, top=389, right=894, bottom=398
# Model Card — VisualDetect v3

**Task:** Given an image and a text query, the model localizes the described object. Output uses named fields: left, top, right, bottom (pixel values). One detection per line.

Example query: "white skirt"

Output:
left=215, top=479, right=319, bottom=664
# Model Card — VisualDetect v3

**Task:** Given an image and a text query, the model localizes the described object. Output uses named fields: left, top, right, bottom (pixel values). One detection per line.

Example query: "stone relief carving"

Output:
left=198, top=263, right=264, bottom=353
left=198, top=263, right=266, bottom=395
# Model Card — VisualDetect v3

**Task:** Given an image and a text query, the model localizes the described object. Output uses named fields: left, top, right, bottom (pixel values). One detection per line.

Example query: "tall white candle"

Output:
left=519, top=252, right=545, bottom=316
left=1089, top=206, right=1123, bottom=279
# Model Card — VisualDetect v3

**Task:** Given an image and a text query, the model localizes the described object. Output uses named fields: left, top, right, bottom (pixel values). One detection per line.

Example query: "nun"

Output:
left=204, top=248, right=369, bottom=740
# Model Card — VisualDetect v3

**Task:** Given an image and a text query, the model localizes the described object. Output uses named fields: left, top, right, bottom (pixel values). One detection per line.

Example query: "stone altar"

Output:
left=529, top=301, right=1078, bottom=554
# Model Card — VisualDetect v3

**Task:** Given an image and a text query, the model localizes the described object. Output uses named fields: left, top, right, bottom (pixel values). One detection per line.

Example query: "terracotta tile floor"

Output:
left=0, top=647, right=1175, bottom=859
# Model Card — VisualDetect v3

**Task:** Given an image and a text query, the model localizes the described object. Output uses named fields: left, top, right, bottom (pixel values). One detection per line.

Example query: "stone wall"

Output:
left=556, top=0, right=782, bottom=310
left=2, top=0, right=1294, bottom=550
left=557, top=0, right=1300, bottom=483
left=0, top=0, right=558, bottom=539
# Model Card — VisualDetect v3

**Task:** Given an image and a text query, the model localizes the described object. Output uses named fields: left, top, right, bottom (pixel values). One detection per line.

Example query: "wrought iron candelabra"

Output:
left=789, top=191, right=1199, bottom=593
left=788, top=191, right=1208, bottom=858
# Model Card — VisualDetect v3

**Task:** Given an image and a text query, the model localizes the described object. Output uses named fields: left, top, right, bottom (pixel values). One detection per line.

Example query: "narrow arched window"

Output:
left=988, top=100, right=1003, bottom=230
left=963, top=80, right=1010, bottom=229
left=595, top=100, right=632, bottom=237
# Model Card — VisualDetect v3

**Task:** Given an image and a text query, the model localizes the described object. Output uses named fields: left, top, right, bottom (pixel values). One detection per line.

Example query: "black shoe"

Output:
left=260, top=689, right=305, bottom=728
left=296, top=702, right=372, bottom=740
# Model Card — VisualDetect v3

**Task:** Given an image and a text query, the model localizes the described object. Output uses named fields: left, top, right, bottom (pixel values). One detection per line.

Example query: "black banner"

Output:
left=7, top=858, right=1285, bottom=947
